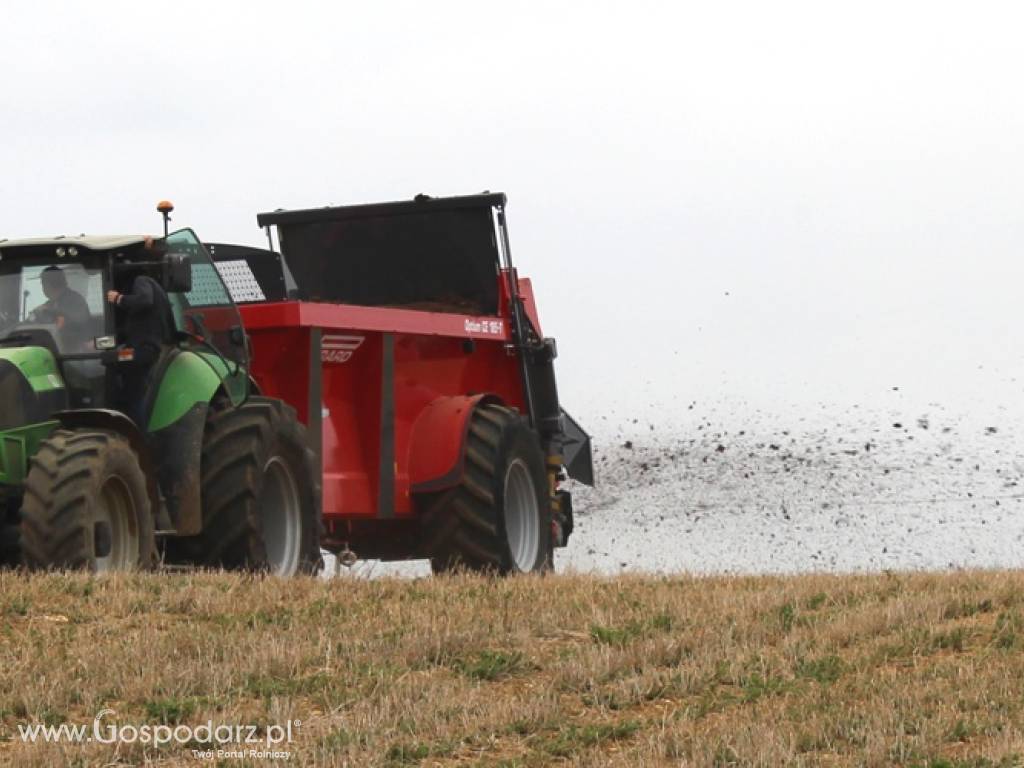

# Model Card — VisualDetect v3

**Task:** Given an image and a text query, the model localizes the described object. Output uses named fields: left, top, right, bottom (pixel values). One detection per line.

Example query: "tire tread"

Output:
left=421, top=404, right=552, bottom=575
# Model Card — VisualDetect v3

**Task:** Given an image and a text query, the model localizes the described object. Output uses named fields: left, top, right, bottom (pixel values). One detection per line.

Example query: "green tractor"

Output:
left=0, top=218, right=321, bottom=574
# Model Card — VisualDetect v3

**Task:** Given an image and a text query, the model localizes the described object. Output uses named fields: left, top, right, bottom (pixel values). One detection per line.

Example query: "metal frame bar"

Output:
left=307, top=327, right=323, bottom=484
left=377, top=333, right=395, bottom=518
left=257, top=193, right=508, bottom=228
left=495, top=204, right=537, bottom=429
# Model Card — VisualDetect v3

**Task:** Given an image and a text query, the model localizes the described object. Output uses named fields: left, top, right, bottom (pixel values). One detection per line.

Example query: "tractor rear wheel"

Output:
left=19, top=429, right=155, bottom=571
left=180, top=397, right=322, bottom=576
left=423, top=404, right=552, bottom=575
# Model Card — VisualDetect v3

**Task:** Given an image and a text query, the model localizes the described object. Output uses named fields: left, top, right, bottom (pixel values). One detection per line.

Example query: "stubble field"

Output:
left=1, top=569, right=1023, bottom=766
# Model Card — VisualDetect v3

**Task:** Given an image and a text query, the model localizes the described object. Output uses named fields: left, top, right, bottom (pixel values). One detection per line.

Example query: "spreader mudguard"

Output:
left=408, top=394, right=501, bottom=494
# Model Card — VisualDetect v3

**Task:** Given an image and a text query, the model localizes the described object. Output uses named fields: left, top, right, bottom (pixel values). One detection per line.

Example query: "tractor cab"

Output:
left=0, top=238, right=117, bottom=419
left=0, top=230, right=249, bottom=426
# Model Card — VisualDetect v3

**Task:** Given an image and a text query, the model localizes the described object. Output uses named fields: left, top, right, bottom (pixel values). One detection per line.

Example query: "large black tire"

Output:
left=173, top=397, right=322, bottom=576
left=19, top=429, right=156, bottom=571
left=422, top=404, right=552, bottom=575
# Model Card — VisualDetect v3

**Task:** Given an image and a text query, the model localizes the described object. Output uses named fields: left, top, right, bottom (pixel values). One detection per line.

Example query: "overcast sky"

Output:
left=3, top=1, right=1022, bottom=429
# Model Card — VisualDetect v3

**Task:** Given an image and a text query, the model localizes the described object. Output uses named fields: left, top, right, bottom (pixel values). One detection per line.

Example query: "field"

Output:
left=1, top=570, right=1023, bottom=767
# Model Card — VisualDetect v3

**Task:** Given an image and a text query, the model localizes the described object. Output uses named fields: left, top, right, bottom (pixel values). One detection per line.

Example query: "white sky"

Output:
left=3, top=1, right=1023, bottom=428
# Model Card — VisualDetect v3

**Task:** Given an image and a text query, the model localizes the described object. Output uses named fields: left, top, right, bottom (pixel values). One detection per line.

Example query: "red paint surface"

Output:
left=240, top=285, right=529, bottom=521
left=406, top=393, right=492, bottom=493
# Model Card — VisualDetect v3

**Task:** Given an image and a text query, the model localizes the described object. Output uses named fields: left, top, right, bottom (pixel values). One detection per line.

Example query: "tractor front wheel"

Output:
left=20, top=429, right=155, bottom=571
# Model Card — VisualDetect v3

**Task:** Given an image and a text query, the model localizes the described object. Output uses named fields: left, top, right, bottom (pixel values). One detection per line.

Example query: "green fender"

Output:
left=0, top=346, right=64, bottom=393
left=147, top=350, right=245, bottom=433
left=0, top=347, right=63, bottom=485
left=146, top=349, right=247, bottom=534
left=0, top=421, right=59, bottom=485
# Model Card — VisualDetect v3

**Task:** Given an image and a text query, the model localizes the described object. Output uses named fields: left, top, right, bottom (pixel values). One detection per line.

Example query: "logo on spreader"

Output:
left=321, top=334, right=364, bottom=364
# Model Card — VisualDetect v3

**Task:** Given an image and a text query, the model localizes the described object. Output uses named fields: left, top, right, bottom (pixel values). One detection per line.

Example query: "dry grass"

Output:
left=1, top=569, right=1023, bottom=766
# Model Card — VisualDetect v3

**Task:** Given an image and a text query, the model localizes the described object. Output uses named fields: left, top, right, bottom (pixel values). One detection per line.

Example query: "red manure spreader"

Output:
left=210, top=192, right=593, bottom=574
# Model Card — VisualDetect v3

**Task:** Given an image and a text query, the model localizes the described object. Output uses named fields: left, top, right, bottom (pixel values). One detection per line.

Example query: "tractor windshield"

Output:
left=163, top=229, right=249, bottom=372
left=0, top=257, right=107, bottom=355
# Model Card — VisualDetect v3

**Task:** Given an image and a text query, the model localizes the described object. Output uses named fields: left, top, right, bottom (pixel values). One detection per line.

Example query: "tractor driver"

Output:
left=105, top=243, right=175, bottom=427
left=33, top=266, right=91, bottom=351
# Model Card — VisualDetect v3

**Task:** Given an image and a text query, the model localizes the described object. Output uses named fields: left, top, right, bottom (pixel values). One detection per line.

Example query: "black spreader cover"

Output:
left=257, top=194, right=505, bottom=314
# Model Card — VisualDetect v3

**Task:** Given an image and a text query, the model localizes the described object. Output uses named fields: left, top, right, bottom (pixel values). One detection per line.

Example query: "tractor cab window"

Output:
left=0, top=259, right=106, bottom=355
left=163, top=229, right=248, bottom=373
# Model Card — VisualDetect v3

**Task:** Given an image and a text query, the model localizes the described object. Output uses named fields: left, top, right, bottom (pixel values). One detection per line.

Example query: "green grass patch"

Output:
left=143, top=696, right=198, bottom=725
left=993, top=611, right=1022, bottom=650
left=385, top=740, right=455, bottom=765
left=590, top=611, right=675, bottom=646
left=456, top=650, right=525, bottom=681
left=532, top=720, right=641, bottom=758
left=795, top=654, right=845, bottom=685
left=741, top=672, right=793, bottom=702
left=777, top=602, right=797, bottom=632
left=805, top=592, right=829, bottom=610
left=943, top=598, right=994, bottom=620
left=932, top=627, right=969, bottom=652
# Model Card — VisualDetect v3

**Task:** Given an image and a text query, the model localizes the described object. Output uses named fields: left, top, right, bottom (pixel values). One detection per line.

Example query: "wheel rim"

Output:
left=504, top=459, right=540, bottom=571
left=94, top=476, right=139, bottom=572
left=261, top=456, right=302, bottom=576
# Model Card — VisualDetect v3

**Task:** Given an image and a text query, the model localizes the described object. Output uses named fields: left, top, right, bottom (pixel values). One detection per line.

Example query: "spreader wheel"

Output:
left=422, top=404, right=552, bottom=575
left=19, top=429, right=156, bottom=572
left=176, top=397, right=322, bottom=576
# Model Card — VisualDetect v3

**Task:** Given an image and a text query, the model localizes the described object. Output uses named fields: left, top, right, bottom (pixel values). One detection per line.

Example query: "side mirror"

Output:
left=163, top=254, right=192, bottom=293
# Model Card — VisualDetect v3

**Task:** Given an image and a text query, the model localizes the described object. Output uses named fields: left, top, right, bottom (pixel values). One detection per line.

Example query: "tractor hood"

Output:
left=0, top=346, right=67, bottom=431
